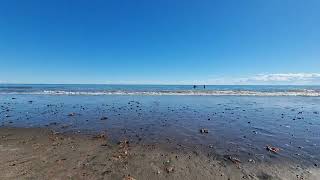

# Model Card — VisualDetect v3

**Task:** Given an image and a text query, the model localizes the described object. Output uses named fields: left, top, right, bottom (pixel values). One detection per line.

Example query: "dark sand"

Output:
left=1, top=95, right=320, bottom=179
left=0, top=127, right=318, bottom=180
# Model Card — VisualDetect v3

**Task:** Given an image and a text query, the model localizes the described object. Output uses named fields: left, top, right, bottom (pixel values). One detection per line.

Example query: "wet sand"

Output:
left=1, top=95, right=320, bottom=179
left=0, top=127, right=318, bottom=180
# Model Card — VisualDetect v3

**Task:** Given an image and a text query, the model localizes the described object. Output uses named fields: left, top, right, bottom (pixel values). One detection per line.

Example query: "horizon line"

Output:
left=0, top=83, right=319, bottom=86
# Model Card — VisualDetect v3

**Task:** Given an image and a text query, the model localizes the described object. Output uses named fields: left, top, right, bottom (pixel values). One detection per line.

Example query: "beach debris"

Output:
left=118, top=139, right=129, bottom=146
left=123, top=175, right=136, bottom=180
left=68, top=112, right=76, bottom=117
left=266, top=145, right=280, bottom=153
left=166, top=166, right=175, bottom=173
left=163, top=159, right=175, bottom=173
left=61, top=124, right=71, bottom=129
left=51, top=130, right=61, bottom=135
left=200, top=128, right=209, bottom=134
left=92, top=133, right=106, bottom=139
left=248, top=159, right=255, bottom=163
left=49, top=122, right=58, bottom=126
left=113, top=139, right=130, bottom=160
left=227, top=156, right=241, bottom=164
left=55, top=158, right=67, bottom=163
left=100, top=116, right=108, bottom=120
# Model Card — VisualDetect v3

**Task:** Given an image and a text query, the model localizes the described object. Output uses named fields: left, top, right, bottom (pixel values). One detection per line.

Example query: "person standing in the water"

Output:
left=204, top=85, right=206, bottom=89
left=193, top=85, right=197, bottom=89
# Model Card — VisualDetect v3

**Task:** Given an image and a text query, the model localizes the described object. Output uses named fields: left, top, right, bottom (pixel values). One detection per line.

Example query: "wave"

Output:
left=0, top=90, right=320, bottom=96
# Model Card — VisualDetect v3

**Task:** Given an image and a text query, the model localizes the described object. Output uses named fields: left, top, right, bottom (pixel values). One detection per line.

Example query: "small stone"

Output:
left=100, top=116, right=108, bottom=120
left=200, top=129, right=209, bottom=134
left=68, top=112, right=76, bottom=117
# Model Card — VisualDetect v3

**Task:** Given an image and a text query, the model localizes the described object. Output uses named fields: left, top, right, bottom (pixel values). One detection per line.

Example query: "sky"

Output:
left=0, top=0, right=319, bottom=85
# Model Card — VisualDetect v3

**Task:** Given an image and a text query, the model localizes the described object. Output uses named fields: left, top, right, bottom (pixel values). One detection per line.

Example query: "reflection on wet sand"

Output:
left=0, top=95, right=319, bottom=179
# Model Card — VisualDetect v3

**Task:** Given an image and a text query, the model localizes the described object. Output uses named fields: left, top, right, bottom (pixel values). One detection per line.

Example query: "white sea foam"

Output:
left=1, top=90, right=320, bottom=96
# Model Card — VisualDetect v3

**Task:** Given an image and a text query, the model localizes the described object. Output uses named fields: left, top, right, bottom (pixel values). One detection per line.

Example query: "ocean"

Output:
left=0, top=84, right=320, bottom=96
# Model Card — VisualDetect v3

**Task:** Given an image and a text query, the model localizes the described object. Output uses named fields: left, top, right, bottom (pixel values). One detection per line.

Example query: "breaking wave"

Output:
left=1, top=90, right=320, bottom=96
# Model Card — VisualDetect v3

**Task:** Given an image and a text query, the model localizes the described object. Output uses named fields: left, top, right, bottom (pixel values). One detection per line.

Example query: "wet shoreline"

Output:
left=1, top=127, right=319, bottom=180
left=1, top=95, right=320, bottom=179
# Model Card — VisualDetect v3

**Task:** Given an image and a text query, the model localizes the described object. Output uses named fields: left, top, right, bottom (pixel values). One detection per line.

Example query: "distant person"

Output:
left=204, top=85, right=206, bottom=89
left=193, top=85, right=197, bottom=89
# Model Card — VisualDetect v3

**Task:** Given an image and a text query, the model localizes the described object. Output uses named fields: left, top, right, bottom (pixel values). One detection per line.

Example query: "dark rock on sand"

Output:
left=68, top=112, right=76, bottom=117
left=100, top=116, right=108, bottom=120
left=200, top=129, right=209, bottom=134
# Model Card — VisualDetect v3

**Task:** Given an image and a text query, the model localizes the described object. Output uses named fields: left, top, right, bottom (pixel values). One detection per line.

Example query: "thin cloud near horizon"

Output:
left=207, top=73, right=320, bottom=85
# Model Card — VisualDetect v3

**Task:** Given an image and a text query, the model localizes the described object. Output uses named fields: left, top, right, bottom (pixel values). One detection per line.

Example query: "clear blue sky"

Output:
left=0, top=0, right=319, bottom=84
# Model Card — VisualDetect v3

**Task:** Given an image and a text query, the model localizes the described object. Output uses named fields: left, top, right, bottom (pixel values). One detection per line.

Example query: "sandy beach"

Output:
left=1, top=94, right=320, bottom=179
left=0, top=127, right=318, bottom=180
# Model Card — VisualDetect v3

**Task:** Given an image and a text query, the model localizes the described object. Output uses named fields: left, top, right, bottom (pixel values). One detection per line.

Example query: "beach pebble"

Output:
left=200, top=129, right=209, bottom=134
left=68, top=112, right=76, bottom=117
left=100, top=116, right=108, bottom=120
